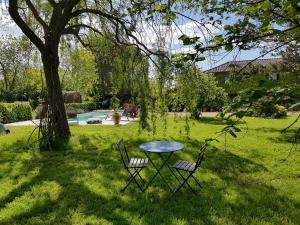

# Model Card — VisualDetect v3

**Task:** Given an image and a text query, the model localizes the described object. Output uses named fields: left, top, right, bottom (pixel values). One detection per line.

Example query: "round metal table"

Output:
left=140, top=141, right=184, bottom=192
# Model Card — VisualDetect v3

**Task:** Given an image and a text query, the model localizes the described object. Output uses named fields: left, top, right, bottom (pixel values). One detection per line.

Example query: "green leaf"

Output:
left=179, top=35, right=199, bottom=45
left=196, top=56, right=206, bottom=61
left=154, top=4, right=168, bottom=11
left=224, top=25, right=232, bottom=31
left=229, top=129, right=237, bottom=138
left=225, top=44, right=233, bottom=51
left=213, top=35, right=224, bottom=43
left=232, top=126, right=241, bottom=132
left=260, top=23, right=272, bottom=32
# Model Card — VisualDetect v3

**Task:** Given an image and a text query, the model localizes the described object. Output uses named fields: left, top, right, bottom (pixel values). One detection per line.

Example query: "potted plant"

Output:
left=111, top=96, right=121, bottom=125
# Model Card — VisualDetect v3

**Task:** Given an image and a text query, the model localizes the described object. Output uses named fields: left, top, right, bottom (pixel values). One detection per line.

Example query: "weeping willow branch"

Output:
left=281, top=114, right=300, bottom=133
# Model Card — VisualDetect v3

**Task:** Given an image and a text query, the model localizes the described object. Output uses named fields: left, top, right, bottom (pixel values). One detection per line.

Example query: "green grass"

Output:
left=0, top=116, right=299, bottom=225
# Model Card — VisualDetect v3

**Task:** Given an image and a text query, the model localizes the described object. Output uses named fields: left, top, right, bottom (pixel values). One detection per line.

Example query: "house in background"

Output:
left=206, top=58, right=300, bottom=96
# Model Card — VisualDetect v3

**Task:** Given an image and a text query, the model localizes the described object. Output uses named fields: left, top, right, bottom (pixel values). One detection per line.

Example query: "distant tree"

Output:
left=175, top=65, right=228, bottom=118
left=62, top=47, right=97, bottom=99
left=280, top=41, right=300, bottom=72
left=88, top=35, right=148, bottom=103
left=0, top=36, right=32, bottom=91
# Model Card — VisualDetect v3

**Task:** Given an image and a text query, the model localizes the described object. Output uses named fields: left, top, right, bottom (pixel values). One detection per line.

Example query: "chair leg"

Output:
left=174, top=170, right=197, bottom=195
left=135, top=168, right=146, bottom=183
left=191, top=174, right=203, bottom=188
left=121, top=176, right=135, bottom=192
left=126, top=169, right=138, bottom=181
left=121, top=168, right=144, bottom=192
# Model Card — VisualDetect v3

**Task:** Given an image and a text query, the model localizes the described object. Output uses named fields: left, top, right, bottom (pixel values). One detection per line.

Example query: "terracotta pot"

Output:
left=112, top=112, right=121, bottom=125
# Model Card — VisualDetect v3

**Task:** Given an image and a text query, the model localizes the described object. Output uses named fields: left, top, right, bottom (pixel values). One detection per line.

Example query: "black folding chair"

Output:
left=173, top=142, right=208, bottom=194
left=116, top=139, right=149, bottom=192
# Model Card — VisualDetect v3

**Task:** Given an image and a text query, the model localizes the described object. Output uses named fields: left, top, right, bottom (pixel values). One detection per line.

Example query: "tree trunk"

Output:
left=41, top=48, right=70, bottom=140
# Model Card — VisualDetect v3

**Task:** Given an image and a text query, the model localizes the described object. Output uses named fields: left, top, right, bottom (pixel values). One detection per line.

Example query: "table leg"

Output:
left=158, top=153, right=181, bottom=184
left=143, top=152, right=174, bottom=192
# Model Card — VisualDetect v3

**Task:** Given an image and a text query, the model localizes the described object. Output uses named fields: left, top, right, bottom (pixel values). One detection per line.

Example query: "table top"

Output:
left=140, top=141, right=184, bottom=153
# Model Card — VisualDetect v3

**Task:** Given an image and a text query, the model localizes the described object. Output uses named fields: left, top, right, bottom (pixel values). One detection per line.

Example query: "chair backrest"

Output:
left=116, top=139, right=130, bottom=167
left=195, top=142, right=208, bottom=169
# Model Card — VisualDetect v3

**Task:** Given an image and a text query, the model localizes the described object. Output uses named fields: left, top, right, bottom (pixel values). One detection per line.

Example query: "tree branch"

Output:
left=74, top=33, right=89, bottom=47
left=282, top=114, right=300, bottom=133
left=46, top=0, right=58, bottom=7
left=25, top=0, right=49, bottom=29
left=69, top=8, right=160, bottom=55
left=64, top=24, right=104, bottom=36
left=8, top=0, right=45, bottom=51
left=235, top=37, right=300, bottom=74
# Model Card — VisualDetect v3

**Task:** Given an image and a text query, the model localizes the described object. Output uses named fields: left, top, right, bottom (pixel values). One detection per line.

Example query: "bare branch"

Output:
left=282, top=114, right=300, bottom=133
left=235, top=37, right=300, bottom=74
left=8, top=0, right=45, bottom=51
left=69, top=7, right=161, bottom=56
left=25, top=0, right=49, bottom=29
left=74, top=33, right=89, bottom=48
left=64, top=24, right=104, bottom=36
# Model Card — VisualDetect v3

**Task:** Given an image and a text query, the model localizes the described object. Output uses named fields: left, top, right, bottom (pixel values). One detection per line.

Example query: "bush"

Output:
left=250, top=97, right=287, bottom=118
left=0, top=102, right=32, bottom=123
left=0, top=88, right=42, bottom=104
left=274, top=104, right=288, bottom=117
left=65, top=102, right=97, bottom=113
left=34, top=102, right=98, bottom=119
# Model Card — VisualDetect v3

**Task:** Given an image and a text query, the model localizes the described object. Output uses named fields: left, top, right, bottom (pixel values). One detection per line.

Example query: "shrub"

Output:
left=34, top=102, right=98, bottom=119
left=0, top=102, right=32, bottom=123
left=65, top=102, right=97, bottom=113
left=250, top=97, right=287, bottom=118
left=274, top=104, right=288, bottom=117
left=0, top=88, right=43, bottom=104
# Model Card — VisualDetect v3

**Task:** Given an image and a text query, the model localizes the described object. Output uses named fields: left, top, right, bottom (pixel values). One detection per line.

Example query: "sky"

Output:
left=0, top=2, right=273, bottom=71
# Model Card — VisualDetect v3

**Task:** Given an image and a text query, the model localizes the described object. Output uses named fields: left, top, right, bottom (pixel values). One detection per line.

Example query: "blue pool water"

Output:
left=68, top=110, right=123, bottom=122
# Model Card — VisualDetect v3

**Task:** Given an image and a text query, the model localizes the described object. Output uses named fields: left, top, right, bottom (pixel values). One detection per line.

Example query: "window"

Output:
left=224, top=76, right=230, bottom=83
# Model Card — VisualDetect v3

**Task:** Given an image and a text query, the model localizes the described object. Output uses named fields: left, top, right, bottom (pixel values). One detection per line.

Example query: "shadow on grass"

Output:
left=252, top=127, right=298, bottom=144
left=0, top=135, right=299, bottom=225
left=198, top=117, right=246, bottom=126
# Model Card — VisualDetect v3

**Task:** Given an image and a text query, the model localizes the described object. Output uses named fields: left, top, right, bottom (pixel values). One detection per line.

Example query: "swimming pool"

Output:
left=68, top=110, right=123, bottom=122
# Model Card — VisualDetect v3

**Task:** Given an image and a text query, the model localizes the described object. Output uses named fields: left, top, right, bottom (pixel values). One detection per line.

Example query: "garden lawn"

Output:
left=0, top=116, right=299, bottom=225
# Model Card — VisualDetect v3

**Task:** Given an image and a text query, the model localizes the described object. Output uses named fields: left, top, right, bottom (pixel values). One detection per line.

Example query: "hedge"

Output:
left=0, top=102, right=32, bottom=123
left=34, top=102, right=98, bottom=119
left=65, top=102, right=98, bottom=113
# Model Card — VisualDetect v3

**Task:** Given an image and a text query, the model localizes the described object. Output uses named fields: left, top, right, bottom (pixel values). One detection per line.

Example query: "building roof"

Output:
left=206, top=58, right=285, bottom=73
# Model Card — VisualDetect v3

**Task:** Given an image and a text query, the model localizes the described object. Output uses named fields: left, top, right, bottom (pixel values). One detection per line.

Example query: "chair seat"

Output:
left=173, top=160, right=196, bottom=172
left=127, top=158, right=149, bottom=168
